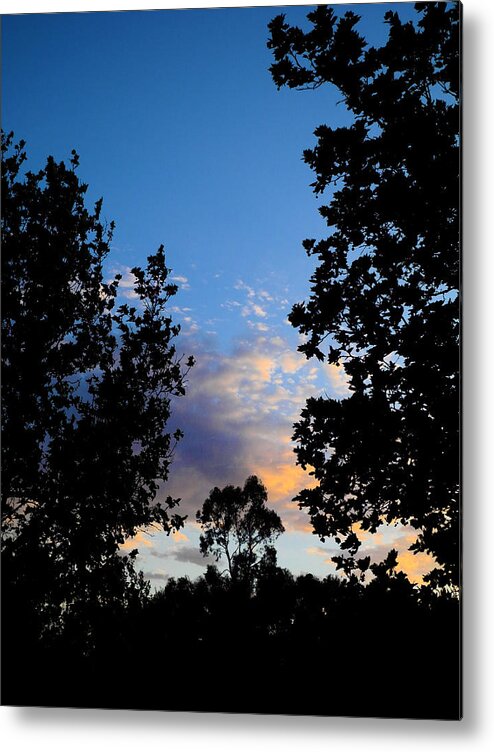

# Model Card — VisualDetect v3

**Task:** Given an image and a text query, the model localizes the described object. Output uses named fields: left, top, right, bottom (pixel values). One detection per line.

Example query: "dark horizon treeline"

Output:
left=3, top=552, right=460, bottom=719
left=2, top=469, right=460, bottom=717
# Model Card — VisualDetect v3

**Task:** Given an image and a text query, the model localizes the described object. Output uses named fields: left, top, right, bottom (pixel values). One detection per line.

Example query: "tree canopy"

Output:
left=1, top=132, right=194, bottom=642
left=196, top=475, right=284, bottom=586
left=267, top=3, right=460, bottom=588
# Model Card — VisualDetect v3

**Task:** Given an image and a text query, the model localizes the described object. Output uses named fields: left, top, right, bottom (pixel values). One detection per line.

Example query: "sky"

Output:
left=2, top=2, right=435, bottom=589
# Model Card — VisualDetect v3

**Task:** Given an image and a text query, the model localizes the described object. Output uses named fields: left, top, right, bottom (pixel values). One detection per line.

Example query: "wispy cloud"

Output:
left=221, top=300, right=242, bottom=310
left=182, top=316, right=199, bottom=335
left=242, top=302, right=267, bottom=319
left=233, top=278, right=281, bottom=326
left=109, top=265, right=139, bottom=300
left=172, top=546, right=213, bottom=567
left=258, top=290, right=274, bottom=302
left=248, top=321, right=270, bottom=333
left=234, top=279, right=255, bottom=297
left=151, top=544, right=213, bottom=568
left=142, top=570, right=169, bottom=583
left=171, top=274, right=190, bottom=290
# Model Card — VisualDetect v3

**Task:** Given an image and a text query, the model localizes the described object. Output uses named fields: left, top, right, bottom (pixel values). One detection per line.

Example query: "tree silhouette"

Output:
left=196, top=475, right=284, bottom=586
left=134, top=553, right=458, bottom=718
left=1, top=132, right=194, bottom=647
left=268, top=3, right=460, bottom=588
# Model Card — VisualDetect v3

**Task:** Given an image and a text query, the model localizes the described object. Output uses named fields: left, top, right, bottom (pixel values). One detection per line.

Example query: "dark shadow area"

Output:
left=2, top=562, right=460, bottom=719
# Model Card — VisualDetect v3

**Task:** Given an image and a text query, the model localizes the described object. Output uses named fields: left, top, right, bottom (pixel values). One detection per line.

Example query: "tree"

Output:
left=196, top=475, right=285, bottom=586
left=267, top=3, right=460, bottom=588
left=1, top=132, right=194, bottom=646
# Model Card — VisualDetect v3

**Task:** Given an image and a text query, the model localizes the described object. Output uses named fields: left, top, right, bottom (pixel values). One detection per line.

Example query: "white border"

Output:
left=2, top=1, right=493, bottom=750
left=1, top=0, right=434, bottom=12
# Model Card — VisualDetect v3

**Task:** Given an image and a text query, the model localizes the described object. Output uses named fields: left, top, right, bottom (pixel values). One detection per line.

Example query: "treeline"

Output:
left=1, top=468, right=460, bottom=717
left=3, top=551, right=459, bottom=718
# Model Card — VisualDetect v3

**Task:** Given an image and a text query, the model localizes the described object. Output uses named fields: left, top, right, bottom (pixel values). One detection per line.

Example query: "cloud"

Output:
left=258, top=290, right=274, bottom=302
left=109, top=266, right=139, bottom=300
left=257, top=462, right=316, bottom=505
left=172, top=530, right=188, bottom=542
left=279, top=351, right=306, bottom=374
left=117, top=268, right=354, bottom=567
left=306, top=524, right=435, bottom=584
left=121, top=315, right=353, bottom=562
left=171, top=274, right=190, bottom=290
left=307, top=546, right=334, bottom=560
left=181, top=316, right=199, bottom=335
left=151, top=544, right=212, bottom=568
left=155, top=328, right=342, bottom=535
left=110, top=266, right=194, bottom=302
left=234, top=279, right=255, bottom=297
left=242, top=302, right=267, bottom=319
left=142, top=570, right=169, bottom=583
left=323, top=363, right=350, bottom=396
left=234, top=279, right=275, bottom=322
left=172, top=546, right=213, bottom=567
left=396, top=548, right=434, bottom=582
left=248, top=321, right=270, bottom=333
left=118, top=267, right=354, bottom=556
left=120, top=530, right=155, bottom=551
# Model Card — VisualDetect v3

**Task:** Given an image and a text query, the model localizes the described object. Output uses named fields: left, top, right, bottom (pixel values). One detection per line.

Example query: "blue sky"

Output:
left=2, top=2, right=433, bottom=588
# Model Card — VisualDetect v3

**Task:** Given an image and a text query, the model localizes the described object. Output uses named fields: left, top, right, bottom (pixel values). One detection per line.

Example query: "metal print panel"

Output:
left=1, top=2, right=461, bottom=719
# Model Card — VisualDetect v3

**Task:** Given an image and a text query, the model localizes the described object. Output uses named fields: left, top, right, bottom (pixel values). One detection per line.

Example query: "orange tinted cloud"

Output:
left=396, top=548, right=436, bottom=584
left=307, top=523, right=436, bottom=585
left=120, top=529, right=155, bottom=551
left=249, top=453, right=317, bottom=533
left=279, top=351, right=306, bottom=374
left=306, top=545, right=335, bottom=566
left=254, top=462, right=315, bottom=505
left=157, top=330, right=356, bottom=536
left=172, top=530, right=189, bottom=542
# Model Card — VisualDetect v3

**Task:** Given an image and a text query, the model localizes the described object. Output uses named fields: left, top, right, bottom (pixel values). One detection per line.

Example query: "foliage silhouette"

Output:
left=196, top=475, right=284, bottom=588
left=1, top=132, right=193, bottom=660
left=267, top=3, right=460, bottom=588
left=14, top=555, right=457, bottom=717
left=115, top=559, right=459, bottom=719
